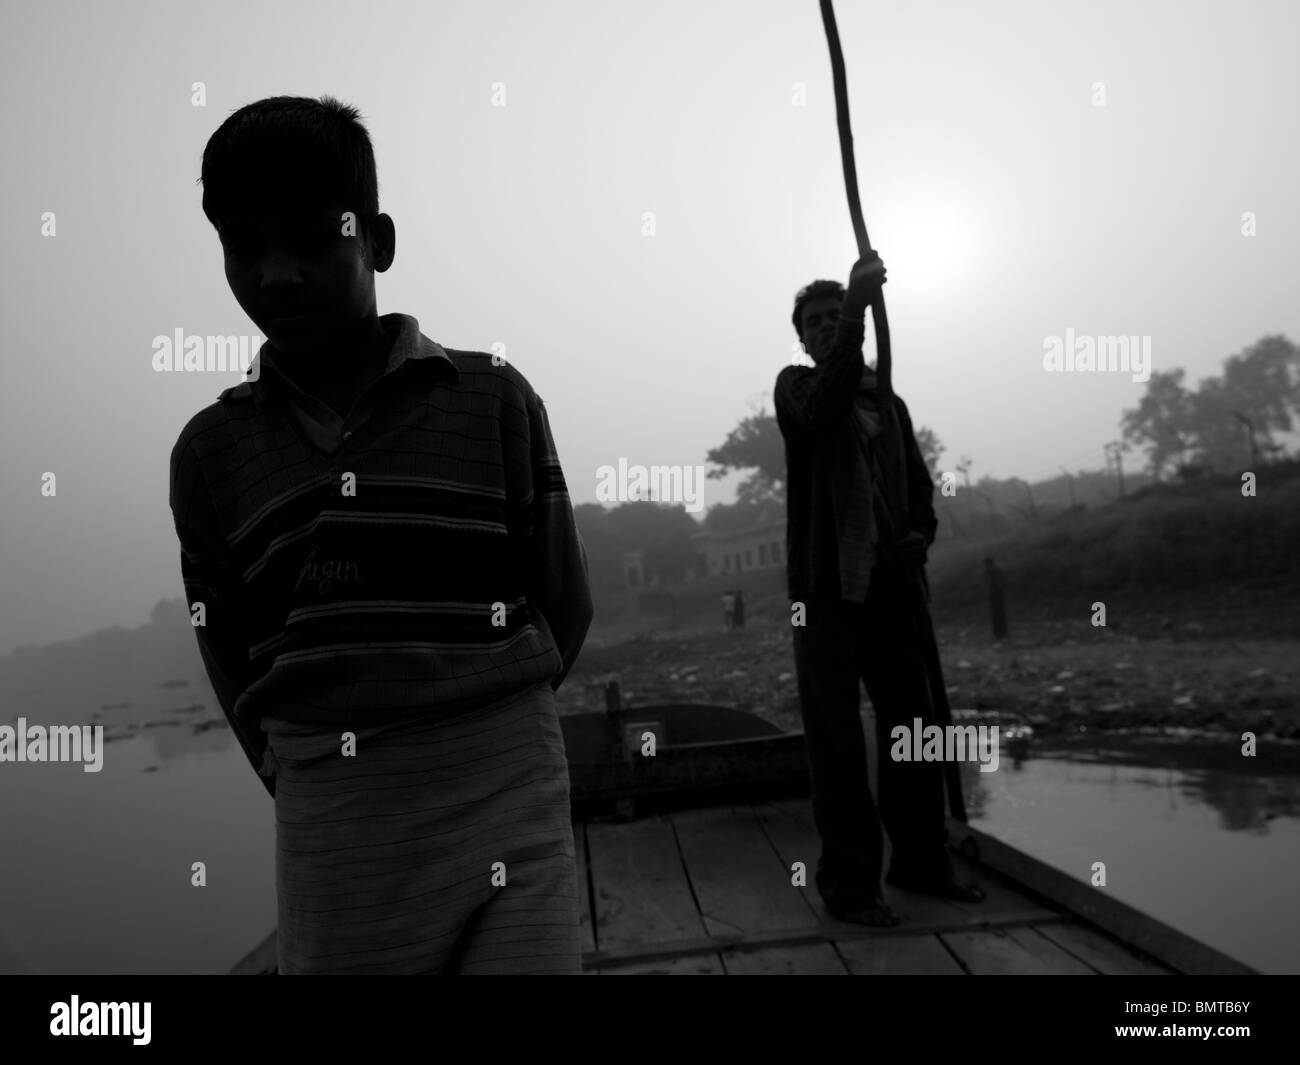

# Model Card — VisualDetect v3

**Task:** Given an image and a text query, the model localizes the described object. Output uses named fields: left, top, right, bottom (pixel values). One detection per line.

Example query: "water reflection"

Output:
left=144, top=717, right=233, bottom=763
left=93, top=700, right=235, bottom=766
left=954, top=733, right=1300, bottom=974
left=0, top=726, right=274, bottom=976
left=960, top=733, right=1300, bottom=835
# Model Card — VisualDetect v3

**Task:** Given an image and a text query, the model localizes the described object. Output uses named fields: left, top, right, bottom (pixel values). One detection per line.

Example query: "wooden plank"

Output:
left=1001, top=925, right=1097, bottom=974
left=1036, top=921, right=1172, bottom=975
left=941, top=927, right=1090, bottom=975
left=586, top=816, right=707, bottom=951
left=751, top=798, right=823, bottom=878
left=947, top=820, right=1256, bottom=974
left=671, top=805, right=819, bottom=939
left=601, top=955, right=726, bottom=975
left=836, top=934, right=966, bottom=975
left=721, top=944, right=848, bottom=975
left=580, top=911, right=1051, bottom=970
left=574, top=821, right=596, bottom=954
left=750, top=798, right=838, bottom=926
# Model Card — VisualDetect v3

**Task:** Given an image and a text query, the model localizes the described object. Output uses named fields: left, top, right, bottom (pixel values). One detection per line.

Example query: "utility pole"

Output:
left=1105, top=442, right=1126, bottom=499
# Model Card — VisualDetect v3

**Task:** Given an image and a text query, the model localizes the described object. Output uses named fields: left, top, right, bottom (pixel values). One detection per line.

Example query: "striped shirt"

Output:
left=168, top=312, right=594, bottom=797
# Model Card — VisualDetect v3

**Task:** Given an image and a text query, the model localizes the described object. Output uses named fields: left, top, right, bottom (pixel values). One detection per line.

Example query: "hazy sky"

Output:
left=2, top=0, right=1297, bottom=655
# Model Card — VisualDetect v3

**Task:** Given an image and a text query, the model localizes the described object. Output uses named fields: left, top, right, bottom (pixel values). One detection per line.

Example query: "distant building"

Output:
left=619, top=521, right=787, bottom=591
left=689, top=521, right=786, bottom=580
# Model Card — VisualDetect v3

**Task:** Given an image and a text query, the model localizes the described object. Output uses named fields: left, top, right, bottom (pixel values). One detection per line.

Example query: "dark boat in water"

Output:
left=231, top=697, right=1256, bottom=975
left=562, top=699, right=810, bottom=820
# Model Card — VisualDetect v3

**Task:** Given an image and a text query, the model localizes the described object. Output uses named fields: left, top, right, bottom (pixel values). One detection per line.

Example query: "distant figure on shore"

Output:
left=733, top=589, right=746, bottom=629
left=984, top=557, right=1008, bottom=640
left=722, top=590, right=736, bottom=630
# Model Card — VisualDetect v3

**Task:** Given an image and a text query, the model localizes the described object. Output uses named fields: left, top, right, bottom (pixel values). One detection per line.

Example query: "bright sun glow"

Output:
left=875, top=192, right=981, bottom=298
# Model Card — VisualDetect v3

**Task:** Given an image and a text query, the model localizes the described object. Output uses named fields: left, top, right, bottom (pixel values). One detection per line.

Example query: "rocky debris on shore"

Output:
left=557, top=617, right=1300, bottom=741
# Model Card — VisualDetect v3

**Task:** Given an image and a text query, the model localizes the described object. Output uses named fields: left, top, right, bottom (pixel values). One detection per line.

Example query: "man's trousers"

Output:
left=791, top=566, right=953, bottom=911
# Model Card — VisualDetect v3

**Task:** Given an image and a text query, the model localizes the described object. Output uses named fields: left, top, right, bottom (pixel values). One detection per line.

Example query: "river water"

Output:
left=959, top=733, right=1300, bottom=974
left=2, top=725, right=1296, bottom=974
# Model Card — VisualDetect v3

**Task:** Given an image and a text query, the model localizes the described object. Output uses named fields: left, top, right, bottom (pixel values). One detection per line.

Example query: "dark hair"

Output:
left=791, top=279, right=845, bottom=339
left=199, top=95, right=379, bottom=233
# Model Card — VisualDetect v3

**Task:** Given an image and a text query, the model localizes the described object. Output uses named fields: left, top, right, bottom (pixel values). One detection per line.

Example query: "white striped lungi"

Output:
left=261, top=680, right=580, bottom=974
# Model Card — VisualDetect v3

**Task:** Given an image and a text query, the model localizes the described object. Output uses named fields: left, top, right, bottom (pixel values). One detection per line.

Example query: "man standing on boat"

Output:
left=775, top=253, right=983, bottom=926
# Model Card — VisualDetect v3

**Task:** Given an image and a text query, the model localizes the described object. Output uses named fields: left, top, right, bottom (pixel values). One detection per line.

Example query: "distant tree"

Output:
left=1188, top=376, right=1254, bottom=473
left=709, top=405, right=947, bottom=496
left=914, top=426, right=945, bottom=482
left=1120, top=368, right=1196, bottom=479
left=1208, top=335, right=1299, bottom=466
left=1122, top=336, right=1299, bottom=476
left=705, top=405, right=786, bottom=504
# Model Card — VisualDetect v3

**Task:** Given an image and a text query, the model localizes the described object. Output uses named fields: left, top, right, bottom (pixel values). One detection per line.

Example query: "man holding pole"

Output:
left=775, top=256, right=983, bottom=926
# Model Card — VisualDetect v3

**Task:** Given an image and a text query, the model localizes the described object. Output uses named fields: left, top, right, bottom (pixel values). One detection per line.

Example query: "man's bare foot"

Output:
left=886, top=871, right=986, bottom=903
left=827, top=897, right=901, bottom=928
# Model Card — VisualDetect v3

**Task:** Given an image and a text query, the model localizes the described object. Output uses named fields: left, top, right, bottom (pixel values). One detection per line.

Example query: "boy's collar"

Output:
left=216, top=313, right=456, bottom=402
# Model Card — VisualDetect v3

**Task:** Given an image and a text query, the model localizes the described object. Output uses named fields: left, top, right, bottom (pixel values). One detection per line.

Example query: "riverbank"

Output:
left=557, top=608, right=1300, bottom=742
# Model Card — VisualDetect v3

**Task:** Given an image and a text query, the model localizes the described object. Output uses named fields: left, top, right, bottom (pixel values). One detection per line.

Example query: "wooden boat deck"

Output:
left=582, top=799, right=1179, bottom=975
left=233, top=795, right=1254, bottom=974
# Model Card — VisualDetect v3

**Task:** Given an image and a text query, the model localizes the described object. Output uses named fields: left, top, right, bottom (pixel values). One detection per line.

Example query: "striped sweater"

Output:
left=168, top=313, right=594, bottom=797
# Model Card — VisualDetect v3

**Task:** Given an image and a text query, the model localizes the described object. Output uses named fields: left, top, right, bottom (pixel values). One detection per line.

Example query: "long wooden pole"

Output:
left=818, top=0, right=966, bottom=822
left=818, top=0, right=891, bottom=409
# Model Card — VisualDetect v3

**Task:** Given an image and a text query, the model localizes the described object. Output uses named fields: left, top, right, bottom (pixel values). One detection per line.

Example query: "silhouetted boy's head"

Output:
left=792, top=279, right=846, bottom=365
left=199, top=95, right=394, bottom=355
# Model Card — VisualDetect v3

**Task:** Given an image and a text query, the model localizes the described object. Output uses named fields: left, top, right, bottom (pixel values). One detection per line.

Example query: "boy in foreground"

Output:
left=169, top=95, right=592, bottom=973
